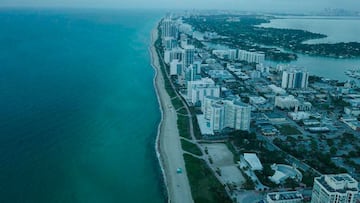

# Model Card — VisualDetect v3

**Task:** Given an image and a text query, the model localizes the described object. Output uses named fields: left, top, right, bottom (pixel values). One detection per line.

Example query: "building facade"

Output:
left=187, top=78, right=220, bottom=106
left=266, top=191, right=304, bottom=203
left=203, top=96, right=251, bottom=132
left=281, top=68, right=309, bottom=89
left=236, top=49, right=265, bottom=64
left=311, top=174, right=359, bottom=203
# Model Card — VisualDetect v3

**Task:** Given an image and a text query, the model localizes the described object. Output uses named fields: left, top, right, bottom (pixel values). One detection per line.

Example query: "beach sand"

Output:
left=150, top=27, right=194, bottom=203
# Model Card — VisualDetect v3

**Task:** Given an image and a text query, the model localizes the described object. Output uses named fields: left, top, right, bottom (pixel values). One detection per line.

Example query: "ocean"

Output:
left=0, top=8, right=165, bottom=203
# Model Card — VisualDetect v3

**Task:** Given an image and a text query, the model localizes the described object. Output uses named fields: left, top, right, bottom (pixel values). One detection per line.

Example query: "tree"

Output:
left=330, top=146, right=337, bottom=155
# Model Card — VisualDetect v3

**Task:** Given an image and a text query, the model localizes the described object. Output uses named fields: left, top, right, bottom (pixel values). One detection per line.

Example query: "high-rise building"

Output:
left=164, top=37, right=178, bottom=50
left=183, top=45, right=195, bottom=67
left=161, top=18, right=178, bottom=39
left=170, top=59, right=183, bottom=76
left=311, top=173, right=359, bottom=203
left=233, top=100, right=251, bottom=131
left=164, top=47, right=183, bottom=64
left=187, top=78, right=220, bottom=106
left=281, top=68, right=309, bottom=89
left=203, top=96, right=251, bottom=132
left=210, top=103, right=225, bottom=131
left=236, top=50, right=265, bottom=64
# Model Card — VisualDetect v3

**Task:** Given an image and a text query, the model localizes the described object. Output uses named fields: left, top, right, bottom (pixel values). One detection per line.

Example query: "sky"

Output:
left=0, top=0, right=359, bottom=12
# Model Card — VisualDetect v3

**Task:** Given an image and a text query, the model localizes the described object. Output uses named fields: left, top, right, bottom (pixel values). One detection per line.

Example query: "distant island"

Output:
left=184, top=15, right=360, bottom=61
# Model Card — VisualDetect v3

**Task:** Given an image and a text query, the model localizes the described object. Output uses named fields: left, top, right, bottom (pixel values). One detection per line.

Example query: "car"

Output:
left=176, top=168, right=182, bottom=174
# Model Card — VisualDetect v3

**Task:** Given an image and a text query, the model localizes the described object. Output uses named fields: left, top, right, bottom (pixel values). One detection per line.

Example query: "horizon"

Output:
left=0, top=0, right=359, bottom=13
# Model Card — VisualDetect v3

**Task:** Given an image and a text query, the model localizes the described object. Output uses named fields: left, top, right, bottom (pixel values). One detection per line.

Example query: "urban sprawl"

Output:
left=157, top=14, right=360, bottom=203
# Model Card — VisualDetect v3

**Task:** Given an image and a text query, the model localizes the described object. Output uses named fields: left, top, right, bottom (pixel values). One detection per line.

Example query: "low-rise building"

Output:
left=308, top=127, right=330, bottom=133
left=303, top=119, right=321, bottom=126
left=259, top=124, right=279, bottom=136
left=266, top=191, right=304, bottom=203
left=275, top=95, right=299, bottom=110
left=264, top=113, right=286, bottom=123
left=249, top=96, right=267, bottom=105
left=344, top=106, right=360, bottom=117
left=243, top=153, right=263, bottom=171
left=268, top=84, right=287, bottom=95
left=288, top=111, right=310, bottom=121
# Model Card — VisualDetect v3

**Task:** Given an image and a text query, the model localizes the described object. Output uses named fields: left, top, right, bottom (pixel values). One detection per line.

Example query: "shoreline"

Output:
left=149, top=23, right=194, bottom=203
left=149, top=23, right=170, bottom=202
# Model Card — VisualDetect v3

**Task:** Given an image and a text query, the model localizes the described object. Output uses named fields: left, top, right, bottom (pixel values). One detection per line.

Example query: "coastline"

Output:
left=149, top=24, right=194, bottom=203
left=149, top=22, right=170, bottom=202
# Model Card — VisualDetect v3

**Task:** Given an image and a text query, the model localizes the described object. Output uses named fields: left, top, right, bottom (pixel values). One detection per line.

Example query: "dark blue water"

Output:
left=0, top=9, right=165, bottom=203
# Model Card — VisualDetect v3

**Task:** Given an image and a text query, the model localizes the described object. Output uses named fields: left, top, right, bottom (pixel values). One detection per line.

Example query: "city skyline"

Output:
left=0, top=0, right=360, bottom=13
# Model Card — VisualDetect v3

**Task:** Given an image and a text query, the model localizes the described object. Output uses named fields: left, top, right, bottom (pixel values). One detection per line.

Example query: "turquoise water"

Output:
left=0, top=9, right=165, bottom=203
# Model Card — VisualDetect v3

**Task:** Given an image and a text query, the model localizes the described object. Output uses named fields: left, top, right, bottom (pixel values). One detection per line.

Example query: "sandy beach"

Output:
left=150, top=26, right=194, bottom=203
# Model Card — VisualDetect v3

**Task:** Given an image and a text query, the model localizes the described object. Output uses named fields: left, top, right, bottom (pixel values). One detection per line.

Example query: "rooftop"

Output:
left=315, top=174, right=359, bottom=193
left=196, top=114, right=214, bottom=136
left=243, top=153, right=263, bottom=171
left=267, top=191, right=303, bottom=201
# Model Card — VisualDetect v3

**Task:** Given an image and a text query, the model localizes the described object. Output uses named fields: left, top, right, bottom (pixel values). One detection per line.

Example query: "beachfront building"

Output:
left=161, top=17, right=178, bottom=39
left=281, top=68, right=309, bottom=89
left=164, top=47, right=183, bottom=64
left=266, top=191, right=304, bottom=203
left=311, top=173, right=359, bottom=203
left=163, top=37, right=178, bottom=50
left=203, top=96, right=251, bottom=132
left=236, top=49, right=265, bottom=64
left=184, top=65, right=201, bottom=82
left=170, top=59, right=183, bottom=76
left=187, top=78, right=220, bottom=106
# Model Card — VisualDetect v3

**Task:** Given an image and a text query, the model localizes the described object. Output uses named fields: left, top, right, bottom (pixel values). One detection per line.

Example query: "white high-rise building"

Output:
left=203, top=96, right=251, bottom=132
left=164, top=37, right=178, bottom=50
left=170, top=59, right=183, bottom=76
left=164, top=48, right=183, bottom=64
left=311, top=174, right=359, bottom=203
left=161, top=18, right=178, bottom=39
left=187, top=78, right=220, bottom=106
left=281, top=68, right=309, bottom=89
left=233, top=100, right=251, bottom=131
left=236, top=50, right=265, bottom=64
left=210, top=103, right=225, bottom=131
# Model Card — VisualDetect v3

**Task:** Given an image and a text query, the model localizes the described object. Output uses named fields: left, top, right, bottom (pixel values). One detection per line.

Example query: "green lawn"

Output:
left=183, top=154, right=232, bottom=203
left=181, top=139, right=203, bottom=156
left=276, top=124, right=301, bottom=135
left=178, top=115, right=191, bottom=139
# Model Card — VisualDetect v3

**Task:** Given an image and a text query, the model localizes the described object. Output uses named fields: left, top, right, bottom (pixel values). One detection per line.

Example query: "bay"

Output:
left=259, top=16, right=360, bottom=81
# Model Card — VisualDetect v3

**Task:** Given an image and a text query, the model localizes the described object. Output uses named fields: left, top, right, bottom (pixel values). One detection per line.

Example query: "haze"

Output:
left=0, top=0, right=359, bottom=12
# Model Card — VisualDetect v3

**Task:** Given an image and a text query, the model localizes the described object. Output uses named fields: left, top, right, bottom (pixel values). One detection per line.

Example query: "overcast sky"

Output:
left=0, top=0, right=359, bottom=12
